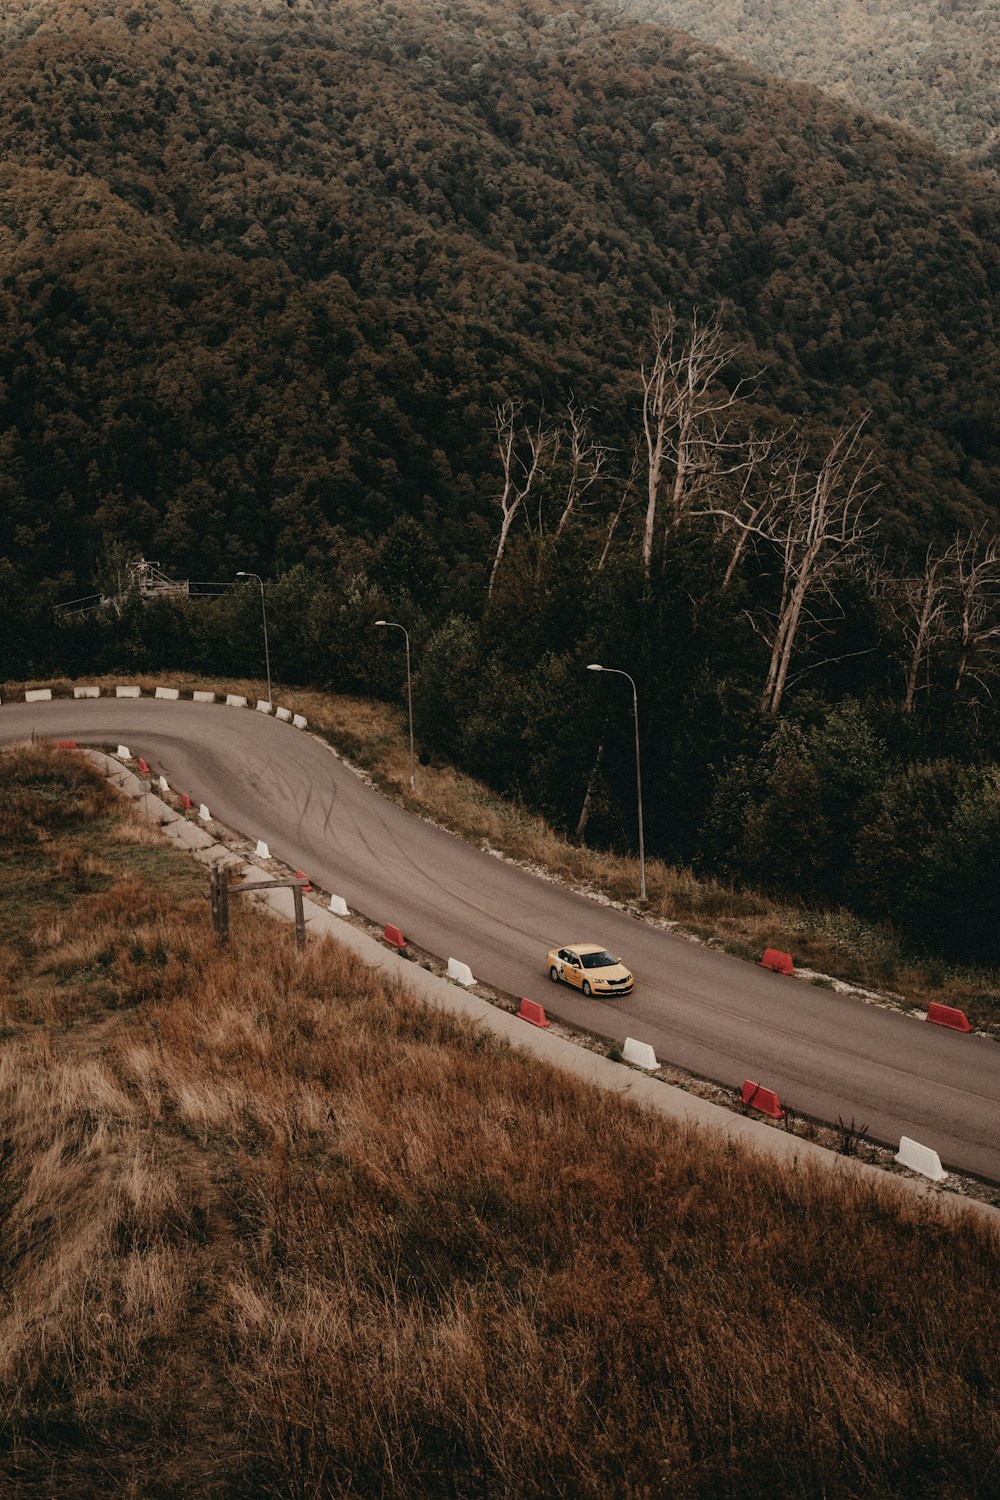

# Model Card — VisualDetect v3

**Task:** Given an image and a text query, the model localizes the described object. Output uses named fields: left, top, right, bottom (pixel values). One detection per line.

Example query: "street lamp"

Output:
left=375, top=620, right=416, bottom=790
left=236, top=571, right=271, bottom=708
left=587, top=663, right=646, bottom=902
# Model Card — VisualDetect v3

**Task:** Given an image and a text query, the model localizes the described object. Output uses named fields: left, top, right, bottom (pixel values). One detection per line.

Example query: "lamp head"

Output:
left=236, top=570, right=247, bottom=577
left=587, top=663, right=604, bottom=672
left=375, top=619, right=387, bottom=627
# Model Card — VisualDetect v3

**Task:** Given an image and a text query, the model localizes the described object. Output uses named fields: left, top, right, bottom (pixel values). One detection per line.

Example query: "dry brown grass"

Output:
left=1, top=742, right=999, bottom=1496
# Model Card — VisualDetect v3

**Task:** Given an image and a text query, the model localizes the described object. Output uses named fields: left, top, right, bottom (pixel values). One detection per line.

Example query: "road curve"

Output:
left=4, top=696, right=1000, bottom=1181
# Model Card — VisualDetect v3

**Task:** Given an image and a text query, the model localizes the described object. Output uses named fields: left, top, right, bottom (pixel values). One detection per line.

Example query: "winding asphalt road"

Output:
left=4, top=695, right=1000, bottom=1180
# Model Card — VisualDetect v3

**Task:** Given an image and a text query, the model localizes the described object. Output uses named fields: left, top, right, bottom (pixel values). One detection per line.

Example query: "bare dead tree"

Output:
left=639, top=306, right=758, bottom=580
left=596, top=450, right=641, bottom=573
left=889, top=531, right=1000, bottom=710
left=554, top=401, right=610, bottom=540
left=695, top=431, right=785, bottom=588
left=758, top=417, right=879, bottom=715
left=94, top=540, right=139, bottom=618
left=487, top=401, right=556, bottom=598
left=892, top=546, right=955, bottom=712
left=951, top=528, right=1000, bottom=701
left=575, top=740, right=604, bottom=842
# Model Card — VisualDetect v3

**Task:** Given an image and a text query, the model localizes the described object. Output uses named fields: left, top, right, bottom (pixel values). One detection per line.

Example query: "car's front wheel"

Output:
left=549, top=966, right=560, bottom=983
left=582, top=980, right=592, bottom=997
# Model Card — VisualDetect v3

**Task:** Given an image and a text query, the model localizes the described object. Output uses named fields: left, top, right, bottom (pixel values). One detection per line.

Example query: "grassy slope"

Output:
left=1, top=741, right=999, bottom=1496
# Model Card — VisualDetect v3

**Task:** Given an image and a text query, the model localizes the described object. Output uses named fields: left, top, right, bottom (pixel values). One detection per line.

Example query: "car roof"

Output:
left=565, top=943, right=608, bottom=953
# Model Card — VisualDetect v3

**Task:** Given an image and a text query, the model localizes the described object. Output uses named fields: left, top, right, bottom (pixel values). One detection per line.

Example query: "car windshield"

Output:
left=580, top=950, right=618, bottom=969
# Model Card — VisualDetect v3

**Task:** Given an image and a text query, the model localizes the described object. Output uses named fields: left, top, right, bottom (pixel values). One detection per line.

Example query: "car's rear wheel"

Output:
left=582, top=980, right=592, bottom=997
left=549, top=966, right=560, bottom=983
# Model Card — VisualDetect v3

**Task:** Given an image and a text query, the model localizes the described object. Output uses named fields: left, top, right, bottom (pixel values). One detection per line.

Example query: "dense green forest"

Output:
left=1, top=0, right=997, bottom=598
left=628, top=0, right=1000, bottom=174
left=3, top=0, right=1000, bottom=962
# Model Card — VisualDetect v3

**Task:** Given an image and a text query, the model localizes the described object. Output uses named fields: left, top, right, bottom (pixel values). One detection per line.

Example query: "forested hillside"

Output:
left=3, top=0, right=1000, bottom=959
left=626, top=0, right=1000, bottom=174
left=1, top=0, right=997, bottom=601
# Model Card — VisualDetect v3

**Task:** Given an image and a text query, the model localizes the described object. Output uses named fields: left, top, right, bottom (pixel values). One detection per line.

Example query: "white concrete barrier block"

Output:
left=25, top=688, right=52, bottom=702
left=159, top=775, right=170, bottom=792
left=199, top=803, right=211, bottom=822
left=896, top=1137, right=948, bottom=1182
left=275, top=706, right=293, bottom=723
left=192, top=690, right=216, bottom=703
left=292, top=713, right=308, bottom=729
left=74, top=685, right=101, bottom=698
left=256, top=699, right=273, bottom=714
left=155, top=686, right=180, bottom=700
left=447, top=957, right=476, bottom=987
left=116, top=745, right=131, bottom=759
left=116, top=685, right=141, bottom=698
left=255, top=839, right=271, bottom=860
left=226, top=694, right=248, bottom=708
left=329, top=894, right=349, bottom=916
left=623, top=1037, right=658, bottom=1071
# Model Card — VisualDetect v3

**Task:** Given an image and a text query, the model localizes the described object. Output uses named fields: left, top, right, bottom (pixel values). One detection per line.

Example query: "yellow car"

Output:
left=546, top=943, right=634, bottom=997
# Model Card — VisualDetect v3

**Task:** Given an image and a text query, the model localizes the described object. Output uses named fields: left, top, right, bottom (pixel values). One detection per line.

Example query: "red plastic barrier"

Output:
left=295, top=870, right=313, bottom=892
left=56, top=739, right=78, bottom=749
left=517, top=998, right=551, bottom=1029
left=760, top=947, right=794, bottom=975
left=180, top=793, right=192, bottom=810
left=741, top=1079, right=785, bottom=1119
left=137, top=757, right=150, bottom=774
left=927, top=1002, right=972, bottom=1033
left=384, top=923, right=406, bottom=948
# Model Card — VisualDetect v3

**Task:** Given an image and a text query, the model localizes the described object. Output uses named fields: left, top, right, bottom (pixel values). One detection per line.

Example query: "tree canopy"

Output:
left=0, top=0, right=997, bottom=600
left=628, top=0, right=1000, bottom=175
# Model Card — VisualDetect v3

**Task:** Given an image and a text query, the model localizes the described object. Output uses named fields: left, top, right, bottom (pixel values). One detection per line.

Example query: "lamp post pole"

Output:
left=375, top=620, right=415, bottom=790
left=236, top=571, right=271, bottom=707
left=587, top=663, right=646, bottom=902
